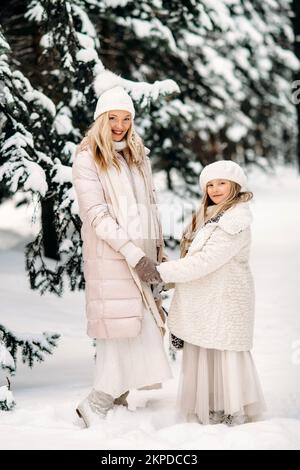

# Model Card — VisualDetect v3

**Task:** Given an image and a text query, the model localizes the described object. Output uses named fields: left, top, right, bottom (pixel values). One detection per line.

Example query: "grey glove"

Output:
left=135, top=256, right=162, bottom=284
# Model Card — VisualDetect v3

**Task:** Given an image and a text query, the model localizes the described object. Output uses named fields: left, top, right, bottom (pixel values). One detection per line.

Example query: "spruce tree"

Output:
left=0, top=332, right=16, bottom=411
left=291, top=0, right=300, bottom=172
left=89, top=0, right=298, bottom=191
left=1, top=1, right=178, bottom=296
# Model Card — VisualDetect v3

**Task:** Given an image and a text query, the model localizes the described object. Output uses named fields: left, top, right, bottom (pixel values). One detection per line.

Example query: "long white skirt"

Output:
left=178, top=342, right=266, bottom=424
left=93, top=306, right=172, bottom=397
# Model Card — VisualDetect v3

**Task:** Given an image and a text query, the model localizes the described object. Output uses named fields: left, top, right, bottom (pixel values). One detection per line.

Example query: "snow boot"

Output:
left=76, top=388, right=114, bottom=428
left=113, top=390, right=129, bottom=407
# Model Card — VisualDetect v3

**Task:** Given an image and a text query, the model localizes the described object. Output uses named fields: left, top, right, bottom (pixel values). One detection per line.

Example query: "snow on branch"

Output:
left=0, top=325, right=60, bottom=370
left=93, top=69, right=180, bottom=103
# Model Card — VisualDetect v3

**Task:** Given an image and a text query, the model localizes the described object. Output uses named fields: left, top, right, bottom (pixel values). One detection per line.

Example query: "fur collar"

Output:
left=214, top=202, right=253, bottom=234
left=187, top=202, right=252, bottom=256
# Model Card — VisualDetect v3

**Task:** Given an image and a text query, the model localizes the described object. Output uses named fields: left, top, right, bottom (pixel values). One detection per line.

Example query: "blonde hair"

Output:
left=180, top=181, right=253, bottom=257
left=76, top=112, right=145, bottom=171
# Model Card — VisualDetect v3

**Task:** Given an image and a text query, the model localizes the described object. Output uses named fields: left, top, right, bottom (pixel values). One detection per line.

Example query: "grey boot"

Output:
left=209, top=410, right=224, bottom=425
left=221, top=412, right=247, bottom=426
left=113, top=390, right=129, bottom=407
left=76, top=389, right=114, bottom=428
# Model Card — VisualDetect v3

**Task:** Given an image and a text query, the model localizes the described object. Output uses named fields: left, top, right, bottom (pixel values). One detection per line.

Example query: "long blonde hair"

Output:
left=76, top=112, right=145, bottom=171
left=180, top=182, right=253, bottom=258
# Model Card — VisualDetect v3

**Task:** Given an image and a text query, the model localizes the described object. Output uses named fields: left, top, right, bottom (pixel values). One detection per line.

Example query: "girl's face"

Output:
left=206, top=179, right=232, bottom=204
left=108, top=110, right=132, bottom=141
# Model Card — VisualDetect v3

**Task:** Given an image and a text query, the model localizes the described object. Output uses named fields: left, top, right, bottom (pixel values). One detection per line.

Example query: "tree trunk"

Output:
left=41, top=197, right=60, bottom=261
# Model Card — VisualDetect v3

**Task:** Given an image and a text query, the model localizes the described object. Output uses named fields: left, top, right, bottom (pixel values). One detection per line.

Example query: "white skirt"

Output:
left=178, top=342, right=266, bottom=425
left=93, top=306, right=173, bottom=397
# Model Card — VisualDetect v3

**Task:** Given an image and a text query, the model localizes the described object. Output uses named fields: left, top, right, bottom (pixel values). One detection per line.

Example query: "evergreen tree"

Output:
left=89, top=0, right=298, bottom=192
left=1, top=2, right=178, bottom=296
left=291, top=0, right=300, bottom=172
left=0, top=325, right=59, bottom=411
left=0, top=332, right=16, bottom=411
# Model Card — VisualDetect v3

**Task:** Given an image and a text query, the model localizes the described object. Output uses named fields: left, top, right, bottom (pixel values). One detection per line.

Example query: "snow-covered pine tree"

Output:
left=231, top=0, right=299, bottom=169
left=291, top=0, right=300, bottom=172
left=88, top=0, right=298, bottom=193
left=1, top=0, right=106, bottom=299
left=0, top=1, right=178, bottom=295
left=0, top=332, right=16, bottom=411
left=0, top=325, right=59, bottom=370
left=0, top=324, right=59, bottom=411
left=0, top=380, right=15, bottom=412
left=0, top=27, right=61, bottom=409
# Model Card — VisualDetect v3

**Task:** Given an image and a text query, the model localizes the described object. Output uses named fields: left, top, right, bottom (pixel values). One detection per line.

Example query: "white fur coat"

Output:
left=157, top=202, right=255, bottom=351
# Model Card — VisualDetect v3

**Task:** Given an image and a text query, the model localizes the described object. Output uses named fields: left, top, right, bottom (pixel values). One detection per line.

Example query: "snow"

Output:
left=274, top=46, right=300, bottom=71
left=93, top=70, right=179, bottom=102
left=23, top=160, right=48, bottom=196
left=24, top=90, right=56, bottom=117
left=40, top=32, right=53, bottom=49
left=25, top=2, right=45, bottom=23
left=53, top=113, right=73, bottom=136
left=0, top=343, right=15, bottom=371
left=234, top=48, right=251, bottom=70
left=203, top=0, right=235, bottom=31
left=0, top=157, right=48, bottom=197
left=207, top=56, right=241, bottom=93
left=0, top=193, right=40, bottom=247
left=102, top=0, right=133, bottom=8
left=0, top=386, right=14, bottom=409
left=52, top=161, right=72, bottom=185
left=234, top=16, right=264, bottom=44
left=59, top=239, right=74, bottom=254
left=226, top=123, right=248, bottom=142
left=76, top=48, right=98, bottom=63
left=72, top=4, right=97, bottom=38
left=76, top=32, right=95, bottom=50
left=126, top=18, right=180, bottom=58
left=1, top=132, right=34, bottom=151
left=0, top=165, right=300, bottom=449
left=0, top=35, right=10, bottom=51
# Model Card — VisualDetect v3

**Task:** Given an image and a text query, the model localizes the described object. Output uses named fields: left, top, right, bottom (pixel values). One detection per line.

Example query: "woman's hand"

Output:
left=135, top=256, right=162, bottom=284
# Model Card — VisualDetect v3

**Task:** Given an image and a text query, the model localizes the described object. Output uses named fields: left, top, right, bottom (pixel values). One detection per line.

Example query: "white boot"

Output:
left=76, top=388, right=114, bottom=428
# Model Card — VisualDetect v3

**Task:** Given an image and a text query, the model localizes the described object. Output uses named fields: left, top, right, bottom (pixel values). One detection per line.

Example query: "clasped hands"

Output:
left=135, top=256, right=162, bottom=284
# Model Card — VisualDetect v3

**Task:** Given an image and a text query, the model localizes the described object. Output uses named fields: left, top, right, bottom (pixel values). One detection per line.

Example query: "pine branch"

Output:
left=0, top=324, right=60, bottom=371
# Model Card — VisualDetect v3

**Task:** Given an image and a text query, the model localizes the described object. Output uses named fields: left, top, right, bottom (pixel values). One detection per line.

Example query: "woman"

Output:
left=72, top=85, right=172, bottom=427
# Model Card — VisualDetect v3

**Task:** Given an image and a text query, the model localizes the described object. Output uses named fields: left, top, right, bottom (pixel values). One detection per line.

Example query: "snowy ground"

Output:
left=0, top=165, right=300, bottom=450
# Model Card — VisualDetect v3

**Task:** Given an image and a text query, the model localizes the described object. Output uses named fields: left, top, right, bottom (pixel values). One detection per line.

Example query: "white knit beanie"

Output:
left=94, top=86, right=135, bottom=121
left=199, top=160, right=248, bottom=192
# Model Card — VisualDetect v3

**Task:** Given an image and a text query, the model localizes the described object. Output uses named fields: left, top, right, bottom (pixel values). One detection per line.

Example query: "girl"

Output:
left=72, top=84, right=172, bottom=427
left=156, top=160, right=266, bottom=425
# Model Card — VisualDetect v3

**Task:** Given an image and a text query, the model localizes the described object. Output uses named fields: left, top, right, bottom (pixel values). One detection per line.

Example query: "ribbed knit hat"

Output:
left=94, top=86, right=135, bottom=121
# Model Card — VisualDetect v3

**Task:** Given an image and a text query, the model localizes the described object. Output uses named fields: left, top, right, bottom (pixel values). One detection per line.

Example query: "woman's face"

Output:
left=206, top=179, right=232, bottom=204
left=108, top=110, right=132, bottom=141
